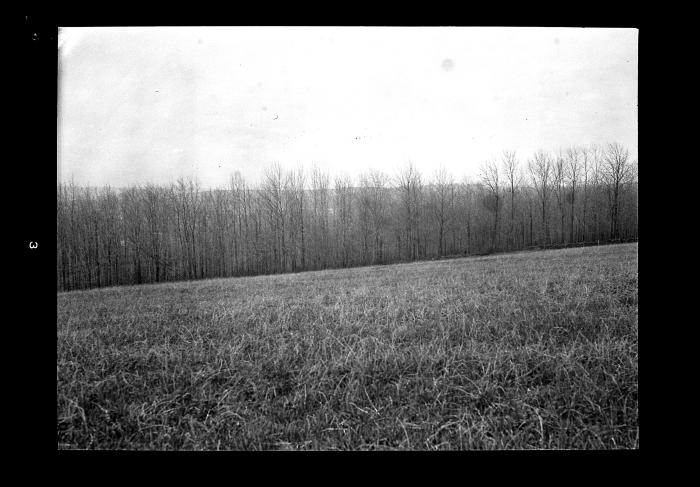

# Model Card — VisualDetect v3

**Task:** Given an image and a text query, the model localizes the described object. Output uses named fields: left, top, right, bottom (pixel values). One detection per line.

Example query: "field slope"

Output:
left=57, top=243, right=638, bottom=450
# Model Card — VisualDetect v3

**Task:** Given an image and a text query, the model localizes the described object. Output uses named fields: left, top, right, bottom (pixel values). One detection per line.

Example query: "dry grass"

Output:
left=57, top=243, right=638, bottom=450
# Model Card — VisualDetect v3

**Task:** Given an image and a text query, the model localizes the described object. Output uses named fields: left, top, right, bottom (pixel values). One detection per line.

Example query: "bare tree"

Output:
left=311, top=166, right=331, bottom=269
left=603, top=142, right=633, bottom=239
left=396, top=162, right=422, bottom=260
left=458, top=176, right=475, bottom=254
left=579, top=147, right=590, bottom=242
left=589, top=145, right=604, bottom=240
left=565, top=147, right=580, bottom=243
left=502, top=151, right=520, bottom=250
left=552, top=150, right=567, bottom=244
left=260, top=163, right=288, bottom=273
left=358, top=173, right=373, bottom=264
left=230, top=171, right=251, bottom=275
left=333, top=174, right=355, bottom=267
left=480, top=159, right=501, bottom=251
left=294, top=168, right=307, bottom=270
left=528, top=150, right=552, bottom=245
left=430, top=166, right=453, bottom=257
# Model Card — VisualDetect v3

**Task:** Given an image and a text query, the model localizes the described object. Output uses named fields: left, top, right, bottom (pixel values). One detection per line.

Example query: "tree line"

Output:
left=57, top=142, right=638, bottom=291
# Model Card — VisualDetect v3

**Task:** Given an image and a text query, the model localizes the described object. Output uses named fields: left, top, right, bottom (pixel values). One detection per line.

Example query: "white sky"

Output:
left=58, top=27, right=638, bottom=188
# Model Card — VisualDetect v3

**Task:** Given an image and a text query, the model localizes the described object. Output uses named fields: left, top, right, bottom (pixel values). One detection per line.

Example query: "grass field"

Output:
left=57, top=243, right=638, bottom=450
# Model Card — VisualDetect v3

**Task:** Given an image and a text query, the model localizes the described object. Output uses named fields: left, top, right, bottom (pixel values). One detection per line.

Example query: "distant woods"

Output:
left=57, top=143, right=638, bottom=291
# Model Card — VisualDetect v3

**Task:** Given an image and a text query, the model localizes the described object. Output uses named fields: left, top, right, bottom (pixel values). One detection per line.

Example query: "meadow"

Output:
left=57, top=243, right=638, bottom=450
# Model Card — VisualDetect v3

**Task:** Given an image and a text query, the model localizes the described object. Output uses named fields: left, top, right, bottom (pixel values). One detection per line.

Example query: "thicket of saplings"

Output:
left=57, top=142, right=637, bottom=291
left=57, top=243, right=638, bottom=450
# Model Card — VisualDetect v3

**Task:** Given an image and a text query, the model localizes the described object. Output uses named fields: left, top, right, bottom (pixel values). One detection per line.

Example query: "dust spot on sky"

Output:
left=554, top=37, right=560, bottom=45
left=441, top=58, right=454, bottom=72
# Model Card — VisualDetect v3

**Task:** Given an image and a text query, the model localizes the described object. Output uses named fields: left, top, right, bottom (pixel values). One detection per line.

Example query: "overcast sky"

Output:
left=58, top=27, right=638, bottom=188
